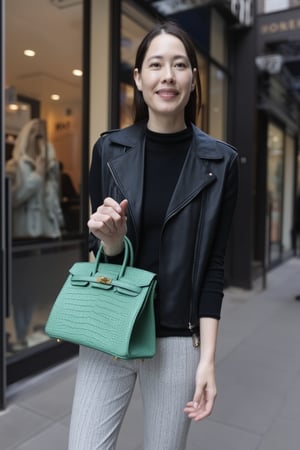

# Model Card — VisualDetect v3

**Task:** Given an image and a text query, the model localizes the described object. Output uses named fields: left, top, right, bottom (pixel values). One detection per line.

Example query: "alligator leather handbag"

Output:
left=45, top=237, right=157, bottom=359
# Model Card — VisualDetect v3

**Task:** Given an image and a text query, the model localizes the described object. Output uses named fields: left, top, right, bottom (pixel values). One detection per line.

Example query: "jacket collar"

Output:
left=107, top=122, right=222, bottom=232
left=106, top=121, right=224, bottom=161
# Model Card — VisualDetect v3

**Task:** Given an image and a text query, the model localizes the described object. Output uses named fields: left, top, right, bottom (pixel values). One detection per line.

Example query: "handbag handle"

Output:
left=93, top=236, right=134, bottom=278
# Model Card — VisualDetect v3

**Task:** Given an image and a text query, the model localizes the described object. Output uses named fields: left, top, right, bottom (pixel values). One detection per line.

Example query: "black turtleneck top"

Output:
left=136, top=126, right=193, bottom=336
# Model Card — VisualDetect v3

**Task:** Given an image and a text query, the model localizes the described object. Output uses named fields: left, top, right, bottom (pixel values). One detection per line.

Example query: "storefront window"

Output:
left=5, top=0, right=83, bottom=354
left=267, top=122, right=284, bottom=264
left=210, top=9, right=227, bottom=66
left=282, top=134, right=295, bottom=255
left=121, top=3, right=155, bottom=128
left=208, top=65, right=227, bottom=140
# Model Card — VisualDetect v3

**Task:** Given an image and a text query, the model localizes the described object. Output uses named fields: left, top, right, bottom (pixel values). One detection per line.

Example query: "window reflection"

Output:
left=120, top=9, right=154, bottom=128
left=5, top=0, right=83, bottom=355
left=5, top=119, right=64, bottom=239
left=208, top=66, right=227, bottom=140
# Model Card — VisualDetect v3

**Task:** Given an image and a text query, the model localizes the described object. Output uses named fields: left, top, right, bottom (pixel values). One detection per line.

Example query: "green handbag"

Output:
left=45, top=237, right=157, bottom=359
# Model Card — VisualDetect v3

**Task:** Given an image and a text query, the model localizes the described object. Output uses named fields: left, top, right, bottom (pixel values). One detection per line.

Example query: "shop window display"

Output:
left=4, top=0, right=83, bottom=356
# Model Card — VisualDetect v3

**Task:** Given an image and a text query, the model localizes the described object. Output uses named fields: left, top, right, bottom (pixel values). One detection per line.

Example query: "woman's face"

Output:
left=134, top=33, right=195, bottom=130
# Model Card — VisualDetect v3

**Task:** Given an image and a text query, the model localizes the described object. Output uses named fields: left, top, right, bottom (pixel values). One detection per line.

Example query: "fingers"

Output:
left=119, top=199, right=128, bottom=215
left=87, top=197, right=128, bottom=243
left=183, top=388, right=216, bottom=422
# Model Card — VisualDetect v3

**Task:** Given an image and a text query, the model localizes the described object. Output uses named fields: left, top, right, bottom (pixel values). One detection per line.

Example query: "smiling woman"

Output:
left=68, top=20, right=239, bottom=450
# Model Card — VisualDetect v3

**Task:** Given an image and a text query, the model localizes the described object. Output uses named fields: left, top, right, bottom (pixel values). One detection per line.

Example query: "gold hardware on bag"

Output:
left=95, top=276, right=112, bottom=285
left=56, top=338, right=63, bottom=343
left=113, top=356, right=119, bottom=361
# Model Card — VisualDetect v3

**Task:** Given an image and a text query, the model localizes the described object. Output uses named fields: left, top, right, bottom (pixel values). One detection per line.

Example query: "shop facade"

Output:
left=0, top=0, right=254, bottom=408
left=254, top=4, right=300, bottom=283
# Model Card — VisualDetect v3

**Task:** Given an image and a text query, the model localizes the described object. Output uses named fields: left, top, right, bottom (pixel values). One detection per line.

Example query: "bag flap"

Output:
left=69, top=262, right=156, bottom=288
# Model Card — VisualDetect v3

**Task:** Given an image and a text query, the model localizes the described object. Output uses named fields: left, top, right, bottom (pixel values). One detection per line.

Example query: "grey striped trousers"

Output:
left=68, top=337, right=200, bottom=450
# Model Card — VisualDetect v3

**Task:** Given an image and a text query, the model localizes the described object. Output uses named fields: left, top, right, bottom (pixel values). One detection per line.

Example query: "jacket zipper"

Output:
left=107, top=161, right=138, bottom=245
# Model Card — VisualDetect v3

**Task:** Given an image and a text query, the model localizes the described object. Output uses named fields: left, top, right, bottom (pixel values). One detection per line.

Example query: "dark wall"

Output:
left=227, top=25, right=257, bottom=289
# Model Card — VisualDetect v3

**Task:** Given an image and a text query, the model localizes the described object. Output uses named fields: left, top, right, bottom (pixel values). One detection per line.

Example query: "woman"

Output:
left=6, top=119, right=47, bottom=238
left=68, top=21, right=239, bottom=450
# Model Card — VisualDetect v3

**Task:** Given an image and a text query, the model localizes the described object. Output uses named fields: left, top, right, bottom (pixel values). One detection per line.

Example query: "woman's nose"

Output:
left=162, top=65, right=174, bottom=83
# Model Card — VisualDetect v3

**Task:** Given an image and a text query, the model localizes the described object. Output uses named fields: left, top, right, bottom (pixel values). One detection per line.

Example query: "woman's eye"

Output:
left=149, top=62, right=160, bottom=68
left=175, top=62, right=187, bottom=69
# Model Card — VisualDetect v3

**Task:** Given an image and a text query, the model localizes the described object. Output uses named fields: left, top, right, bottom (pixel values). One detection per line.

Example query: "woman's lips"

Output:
left=156, top=89, right=178, bottom=99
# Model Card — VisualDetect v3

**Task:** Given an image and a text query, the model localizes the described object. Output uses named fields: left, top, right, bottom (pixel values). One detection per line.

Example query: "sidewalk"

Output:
left=1, top=258, right=300, bottom=450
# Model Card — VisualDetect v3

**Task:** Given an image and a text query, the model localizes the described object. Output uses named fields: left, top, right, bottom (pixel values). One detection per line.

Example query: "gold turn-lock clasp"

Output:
left=95, top=276, right=112, bottom=285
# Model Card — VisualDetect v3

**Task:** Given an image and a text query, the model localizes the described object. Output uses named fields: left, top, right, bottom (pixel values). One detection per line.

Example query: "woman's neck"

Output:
left=147, top=114, right=187, bottom=134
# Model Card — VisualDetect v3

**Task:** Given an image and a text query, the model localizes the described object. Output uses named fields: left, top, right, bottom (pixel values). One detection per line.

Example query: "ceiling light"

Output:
left=24, top=49, right=36, bottom=57
left=51, top=94, right=60, bottom=101
left=72, top=69, right=83, bottom=77
left=8, top=104, right=19, bottom=111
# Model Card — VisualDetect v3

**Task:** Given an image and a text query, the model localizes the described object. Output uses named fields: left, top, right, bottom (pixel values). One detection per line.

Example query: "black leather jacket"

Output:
left=89, top=122, right=239, bottom=332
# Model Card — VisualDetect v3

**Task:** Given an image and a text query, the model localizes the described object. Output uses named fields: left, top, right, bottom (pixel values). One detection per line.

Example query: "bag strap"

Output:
left=93, top=236, right=134, bottom=278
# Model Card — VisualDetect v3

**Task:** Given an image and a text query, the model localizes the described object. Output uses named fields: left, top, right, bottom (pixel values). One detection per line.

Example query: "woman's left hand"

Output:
left=183, top=361, right=217, bottom=421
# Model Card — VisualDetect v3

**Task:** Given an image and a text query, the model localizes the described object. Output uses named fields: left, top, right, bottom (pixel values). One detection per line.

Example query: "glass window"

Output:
left=282, top=135, right=295, bottom=254
left=208, top=65, right=228, bottom=140
left=210, top=9, right=227, bottom=66
left=5, top=0, right=83, bottom=355
left=267, top=122, right=284, bottom=264
left=121, top=2, right=155, bottom=128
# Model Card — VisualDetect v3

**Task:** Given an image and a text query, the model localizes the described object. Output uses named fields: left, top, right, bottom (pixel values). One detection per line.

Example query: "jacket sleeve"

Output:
left=88, top=136, right=125, bottom=263
left=198, top=152, right=239, bottom=319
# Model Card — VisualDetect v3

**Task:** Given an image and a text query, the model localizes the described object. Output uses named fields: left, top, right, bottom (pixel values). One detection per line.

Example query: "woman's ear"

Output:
left=133, top=68, right=142, bottom=91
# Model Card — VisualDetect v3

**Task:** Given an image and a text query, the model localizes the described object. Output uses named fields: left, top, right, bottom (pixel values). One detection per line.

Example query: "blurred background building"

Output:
left=1, top=0, right=299, bottom=409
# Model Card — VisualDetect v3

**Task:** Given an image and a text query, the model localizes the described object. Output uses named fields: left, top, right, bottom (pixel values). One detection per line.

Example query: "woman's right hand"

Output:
left=87, top=197, right=128, bottom=256
left=35, top=154, right=46, bottom=176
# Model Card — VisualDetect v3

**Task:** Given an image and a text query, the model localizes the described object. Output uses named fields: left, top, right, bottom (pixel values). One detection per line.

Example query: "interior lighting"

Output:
left=24, top=49, right=36, bottom=57
left=72, top=69, right=83, bottom=77
left=8, top=104, right=19, bottom=111
left=51, top=94, right=60, bottom=101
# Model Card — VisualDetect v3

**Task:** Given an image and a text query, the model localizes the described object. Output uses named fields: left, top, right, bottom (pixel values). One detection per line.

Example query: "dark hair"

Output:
left=133, top=21, right=202, bottom=124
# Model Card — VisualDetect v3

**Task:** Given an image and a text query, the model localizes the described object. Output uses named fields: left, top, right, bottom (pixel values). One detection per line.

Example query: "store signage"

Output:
left=257, top=9, right=300, bottom=50
left=147, top=0, right=253, bottom=26
left=260, top=17, right=300, bottom=35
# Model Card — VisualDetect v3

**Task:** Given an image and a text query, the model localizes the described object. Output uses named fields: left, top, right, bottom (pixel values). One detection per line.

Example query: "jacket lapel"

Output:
left=165, top=125, right=224, bottom=222
left=107, top=125, right=146, bottom=239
